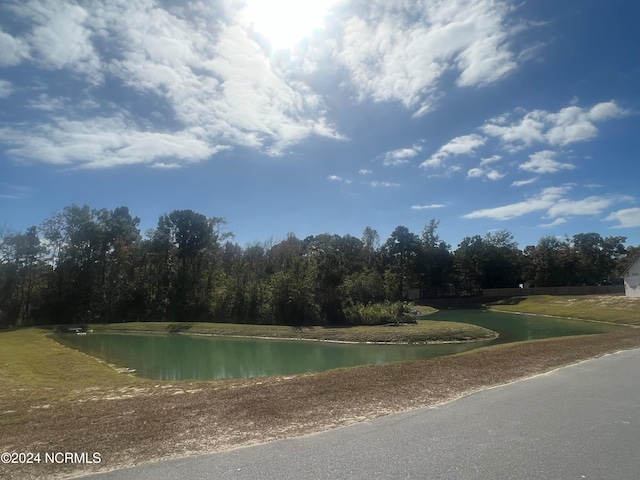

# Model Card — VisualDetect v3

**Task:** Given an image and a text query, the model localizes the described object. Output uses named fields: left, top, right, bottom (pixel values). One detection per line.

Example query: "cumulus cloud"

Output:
left=334, top=0, right=524, bottom=116
left=519, top=150, right=575, bottom=174
left=467, top=167, right=504, bottom=180
left=588, top=101, right=626, bottom=121
left=421, top=134, right=486, bottom=169
left=483, top=101, right=628, bottom=150
left=0, top=0, right=344, bottom=167
left=359, top=169, right=372, bottom=175
left=10, top=0, right=103, bottom=82
left=327, top=174, right=351, bottom=183
left=467, top=154, right=504, bottom=180
left=482, top=112, right=546, bottom=149
left=107, top=8, right=343, bottom=155
left=605, top=208, right=640, bottom=228
left=480, top=155, right=501, bottom=165
left=486, top=170, right=506, bottom=180
left=379, top=143, right=423, bottom=166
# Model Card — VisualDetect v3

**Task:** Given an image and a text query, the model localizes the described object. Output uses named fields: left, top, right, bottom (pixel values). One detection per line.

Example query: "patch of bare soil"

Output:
left=2, top=330, right=640, bottom=480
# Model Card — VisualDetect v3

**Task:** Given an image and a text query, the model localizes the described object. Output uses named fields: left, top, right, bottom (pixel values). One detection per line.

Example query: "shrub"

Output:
left=343, top=301, right=415, bottom=325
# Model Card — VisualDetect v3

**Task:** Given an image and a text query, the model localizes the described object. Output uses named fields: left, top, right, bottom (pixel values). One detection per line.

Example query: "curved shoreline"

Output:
left=88, top=319, right=499, bottom=345
left=488, top=307, right=639, bottom=328
left=91, top=328, right=500, bottom=345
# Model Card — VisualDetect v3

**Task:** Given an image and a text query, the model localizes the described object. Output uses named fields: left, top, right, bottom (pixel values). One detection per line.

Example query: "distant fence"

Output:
left=482, top=285, right=624, bottom=297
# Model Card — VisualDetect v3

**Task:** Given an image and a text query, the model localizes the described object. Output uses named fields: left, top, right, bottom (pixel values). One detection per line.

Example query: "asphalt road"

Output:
left=80, top=348, right=640, bottom=480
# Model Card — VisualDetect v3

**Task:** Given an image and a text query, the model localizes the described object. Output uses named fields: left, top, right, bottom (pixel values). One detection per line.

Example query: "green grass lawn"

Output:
left=488, top=295, right=640, bottom=325
left=0, top=328, right=147, bottom=397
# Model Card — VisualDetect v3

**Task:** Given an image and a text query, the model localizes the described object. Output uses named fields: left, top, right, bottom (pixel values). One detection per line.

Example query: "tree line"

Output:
left=0, top=205, right=636, bottom=329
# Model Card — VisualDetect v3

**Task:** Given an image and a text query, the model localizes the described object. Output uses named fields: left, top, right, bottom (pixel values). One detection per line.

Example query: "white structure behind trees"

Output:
left=622, top=256, right=640, bottom=298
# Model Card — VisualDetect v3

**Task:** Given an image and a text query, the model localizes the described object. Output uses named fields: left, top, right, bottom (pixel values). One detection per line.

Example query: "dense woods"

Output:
left=0, top=205, right=637, bottom=329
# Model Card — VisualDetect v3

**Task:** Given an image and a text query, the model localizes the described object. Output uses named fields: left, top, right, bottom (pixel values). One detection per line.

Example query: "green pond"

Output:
left=56, top=310, right=620, bottom=381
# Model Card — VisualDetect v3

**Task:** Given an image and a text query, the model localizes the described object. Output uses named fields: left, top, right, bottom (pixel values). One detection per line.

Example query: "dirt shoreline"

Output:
left=3, top=327, right=640, bottom=480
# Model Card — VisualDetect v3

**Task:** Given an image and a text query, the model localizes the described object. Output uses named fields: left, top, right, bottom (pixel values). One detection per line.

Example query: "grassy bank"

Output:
left=0, top=329, right=147, bottom=392
left=488, top=295, right=640, bottom=325
left=89, top=316, right=495, bottom=344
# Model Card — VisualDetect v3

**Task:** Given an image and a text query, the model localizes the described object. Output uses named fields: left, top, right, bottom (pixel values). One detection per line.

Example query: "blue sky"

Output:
left=1, top=0, right=639, bottom=249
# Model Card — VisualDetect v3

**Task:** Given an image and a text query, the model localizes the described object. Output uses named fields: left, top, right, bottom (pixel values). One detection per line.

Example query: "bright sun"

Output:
left=243, top=0, right=338, bottom=50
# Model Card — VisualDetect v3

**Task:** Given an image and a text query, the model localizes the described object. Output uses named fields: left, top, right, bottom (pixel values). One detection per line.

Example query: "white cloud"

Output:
left=605, top=208, right=640, bottom=228
left=511, top=177, right=538, bottom=187
left=468, top=154, right=504, bottom=180
left=483, top=101, right=628, bottom=150
left=545, top=106, right=599, bottom=146
left=380, top=143, right=423, bottom=166
left=328, top=175, right=352, bottom=184
left=359, top=169, right=372, bottom=175
left=411, top=204, right=445, bottom=210
left=108, top=8, right=343, bottom=155
left=455, top=28, right=517, bottom=87
left=539, top=218, right=567, bottom=228
left=486, top=170, right=505, bottom=180
left=464, top=186, right=631, bottom=222
left=0, top=183, right=33, bottom=200
left=420, top=134, right=486, bottom=169
left=0, top=0, right=346, bottom=167
left=0, top=79, right=12, bottom=98
left=588, top=101, right=626, bottom=121
left=0, top=115, right=224, bottom=168
left=519, top=150, right=575, bottom=174
left=152, top=162, right=182, bottom=169
left=370, top=181, right=400, bottom=188
left=335, top=0, right=525, bottom=115
left=27, top=93, right=68, bottom=111
left=480, top=155, right=501, bottom=166
left=548, top=195, right=632, bottom=218
left=0, top=29, right=28, bottom=67
left=464, top=186, right=569, bottom=220
left=11, top=0, right=103, bottom=82
left=467, top=167, right=504, bottom=180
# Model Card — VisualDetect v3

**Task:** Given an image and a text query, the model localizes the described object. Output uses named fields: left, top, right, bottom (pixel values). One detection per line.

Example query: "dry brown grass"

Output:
left=3, top=328, right=640, bottom=480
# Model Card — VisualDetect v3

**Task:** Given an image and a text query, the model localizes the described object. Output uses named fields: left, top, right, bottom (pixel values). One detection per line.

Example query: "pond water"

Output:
left=56, top=310, right=620, bottom=381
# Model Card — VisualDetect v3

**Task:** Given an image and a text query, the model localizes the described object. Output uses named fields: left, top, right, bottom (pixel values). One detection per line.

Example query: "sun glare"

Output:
left=244, top=0, right=337, bottom=50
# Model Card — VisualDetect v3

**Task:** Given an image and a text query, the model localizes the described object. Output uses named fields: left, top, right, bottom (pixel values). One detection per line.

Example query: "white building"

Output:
left=622, top=255, right=640, bottom=298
